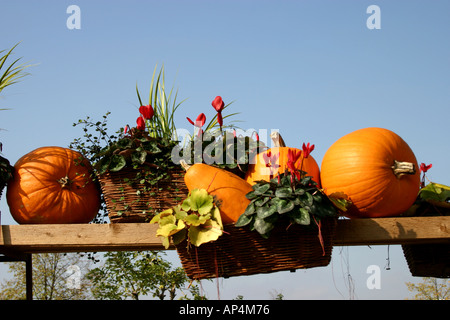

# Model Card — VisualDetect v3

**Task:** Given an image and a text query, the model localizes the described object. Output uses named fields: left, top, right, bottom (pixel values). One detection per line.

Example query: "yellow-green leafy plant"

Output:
left=150, top=188, right=223, bottom=248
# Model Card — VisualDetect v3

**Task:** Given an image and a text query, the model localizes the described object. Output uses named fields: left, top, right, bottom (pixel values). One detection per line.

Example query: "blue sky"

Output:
left=1, top=0, right=449, bottom=299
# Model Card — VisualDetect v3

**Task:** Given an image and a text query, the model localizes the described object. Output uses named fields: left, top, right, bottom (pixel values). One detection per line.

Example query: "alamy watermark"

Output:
left=366, top=265, right=381, bottom=290
left=65, top=265, right=81, bottom=289
left=66, top=5, right=81, bottom=30
left=366, top=5, right=381, bottom=30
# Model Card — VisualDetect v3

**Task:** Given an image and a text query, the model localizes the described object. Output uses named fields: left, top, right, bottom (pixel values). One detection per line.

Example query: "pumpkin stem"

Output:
left=270, top=132, right=286, bottom=148
left=391, top=160, right=416, bottom=179
left=180, top=160, right=191, bottom=171
left=57, top=176, right=72, bottom=188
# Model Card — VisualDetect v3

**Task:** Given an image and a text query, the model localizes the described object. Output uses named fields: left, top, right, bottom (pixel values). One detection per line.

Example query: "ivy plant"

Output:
left=235, top=170, right=339, bottom=239
left=150, top=188, right=223, bottom=248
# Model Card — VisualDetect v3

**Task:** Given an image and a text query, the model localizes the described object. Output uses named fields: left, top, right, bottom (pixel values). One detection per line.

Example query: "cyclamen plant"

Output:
left=236, top=142, right=339, bottom=239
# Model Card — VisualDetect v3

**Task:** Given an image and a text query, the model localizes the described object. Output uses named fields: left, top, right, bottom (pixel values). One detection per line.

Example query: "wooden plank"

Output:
left=0, top=223, right=169, bottom=253
left=0, top=216, right=449, bottom=255
left=334, top=216, right=450, bottom=246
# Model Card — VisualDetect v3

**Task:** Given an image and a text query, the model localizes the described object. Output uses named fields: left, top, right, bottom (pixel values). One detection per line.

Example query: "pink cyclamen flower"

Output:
left=302, top=142, right=315, bottom=158
left=420, top=163, right=432, bottom=173
left=136, top=116, right=145, bottom=131
left=139, top=105, right=154, bottom=120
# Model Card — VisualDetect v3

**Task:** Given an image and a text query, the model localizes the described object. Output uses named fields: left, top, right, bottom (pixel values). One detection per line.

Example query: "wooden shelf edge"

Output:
left=0, top=216, right=449, bottom=255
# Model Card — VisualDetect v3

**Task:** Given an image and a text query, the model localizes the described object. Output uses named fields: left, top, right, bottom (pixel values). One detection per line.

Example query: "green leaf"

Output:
left=184, top=189, right=214, bottom=215
left=188, top=220, right=223, bottom=246
left=243, top=202, right=256, bottom=216
left=256, top=205, right=277, bottom=219
left=116, top=137, right=133, bottom=149
left=419, top=183, right=450, bottom=203
left=275, top=187, right=293, bottom=198
left=277, top=199, right=295, bottom=214
left=300, top=192, right=314, bottom=207
left=245, top=191, right=259, bottom=200
left=108, top=154, right=127, bottom=172
left=253, top=183, right=271, bottom=195
left=235, top=214, right=253, bottom=227
left=253, top=217, right=274, bottom=236
left=131, top=150, right=147, bottom=165
left=172, top=229, right=187, bottom=246
left=292, top=207, right=311, bottom=225
left=254, top=197, right=270, bottom=207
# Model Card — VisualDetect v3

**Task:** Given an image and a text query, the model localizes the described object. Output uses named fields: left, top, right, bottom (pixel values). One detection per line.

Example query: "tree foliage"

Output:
left=406, top=277, right=450, bottom=300
left=86, top=251, right=205, bottom=300
left=0, top=253, right=93, bottom=300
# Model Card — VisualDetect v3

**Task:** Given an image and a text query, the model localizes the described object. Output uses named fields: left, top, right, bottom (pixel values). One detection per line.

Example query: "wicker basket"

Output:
left=402, top=243, right=450, bottom=278
left=176, top=218, right=337, bottom=280
left=402, top=203, right=450, bottom=278
left=98, top=167, right=188, bottom=223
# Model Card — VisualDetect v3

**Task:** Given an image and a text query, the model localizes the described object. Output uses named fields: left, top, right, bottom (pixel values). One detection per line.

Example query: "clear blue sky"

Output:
left=1, top=0, right=449, bottom=299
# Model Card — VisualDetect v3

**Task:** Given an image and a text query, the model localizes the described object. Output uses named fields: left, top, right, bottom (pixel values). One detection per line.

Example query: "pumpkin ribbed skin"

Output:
left=6, top=146, right=101, bottom=224
left=321, top=127, right=420, bottom=218
left=245, top=147, right=321, bottom=187
left=184, top=163, right=253, bottom=225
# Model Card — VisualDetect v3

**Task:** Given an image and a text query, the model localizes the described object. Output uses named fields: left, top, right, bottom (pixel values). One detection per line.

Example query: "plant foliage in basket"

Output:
left=235, top=146, right=347, bottom=239
left=150, top=188, right=223, bottom=249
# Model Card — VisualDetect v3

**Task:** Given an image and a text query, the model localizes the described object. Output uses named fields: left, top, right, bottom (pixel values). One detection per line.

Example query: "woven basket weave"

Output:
left=402, top=205, right=450, bottom=278
left=176, top=218, right=337, bottom=280
left=98, top=167, right=188, bottom=223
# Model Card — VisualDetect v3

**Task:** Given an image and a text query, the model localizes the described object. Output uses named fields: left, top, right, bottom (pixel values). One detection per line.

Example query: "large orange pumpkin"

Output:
left=6, top=146, right=101, bottom=224
left=183, top=162, right=253, bottom=225
left=321, top=127, right=420, bottom=218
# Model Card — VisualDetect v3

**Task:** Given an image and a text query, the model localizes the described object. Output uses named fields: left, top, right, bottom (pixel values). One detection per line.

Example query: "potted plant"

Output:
left=171, top=141, right=349, bottom=280
left=71, top=65, right=261, bottom=223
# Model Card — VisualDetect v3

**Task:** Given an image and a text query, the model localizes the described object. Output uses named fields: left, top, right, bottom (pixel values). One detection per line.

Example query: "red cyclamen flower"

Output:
left=420, top=163, right=432, bottom=173
left=302, top=142, right=315, bottom=158
left=287, top=149, right=302, bottom=182
left=139, top=105, right=154, bottom=120
left=211, top=96, right=225, bottom=128
left=211, top=96, right=224, bottom=112
left=136, top=116, right=145, bottom=131
left=187, top=113, right=206, bottom=136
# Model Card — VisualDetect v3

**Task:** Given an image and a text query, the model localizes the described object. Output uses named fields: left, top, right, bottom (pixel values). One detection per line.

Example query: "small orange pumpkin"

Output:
left=320, top=127, right=420, bottom=218
left=6, top=146, right=101, bottom=224
left=183, top=162, right=253, bottom=225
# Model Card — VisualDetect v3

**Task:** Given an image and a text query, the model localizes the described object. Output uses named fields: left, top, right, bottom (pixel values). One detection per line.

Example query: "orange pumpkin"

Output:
left=6, top=146, right=101, bottom=224
left=245, top=147, right=321, bottom=186
left=320, top=127, right=420, bottom=218
left=183, top=162, right=253, bottom=225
